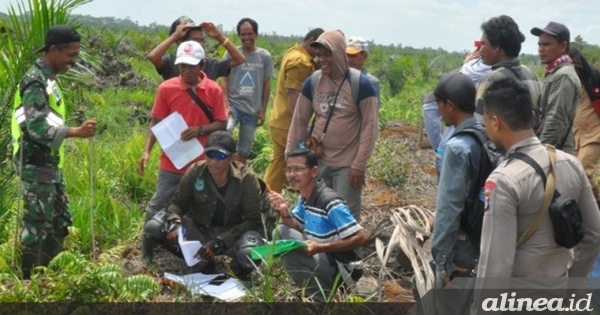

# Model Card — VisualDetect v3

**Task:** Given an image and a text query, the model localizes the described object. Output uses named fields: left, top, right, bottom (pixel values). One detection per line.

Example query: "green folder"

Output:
left=250, top=239, right=308, bottom=260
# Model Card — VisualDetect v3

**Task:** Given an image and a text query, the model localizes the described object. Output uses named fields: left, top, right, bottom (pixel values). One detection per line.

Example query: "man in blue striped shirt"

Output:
left=268, top=148, right=367, bottom=301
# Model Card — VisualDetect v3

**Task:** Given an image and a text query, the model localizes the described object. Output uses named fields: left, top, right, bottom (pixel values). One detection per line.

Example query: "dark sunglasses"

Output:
left=206, top=151, right=230, bottom=161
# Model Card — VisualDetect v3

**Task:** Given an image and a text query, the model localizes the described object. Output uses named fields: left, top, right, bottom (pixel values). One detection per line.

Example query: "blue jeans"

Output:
left=423, top=100, right=443, bottom=150
left=227, top=106, right=258, bottom=158
left=589, top=253, right=600, bottom=310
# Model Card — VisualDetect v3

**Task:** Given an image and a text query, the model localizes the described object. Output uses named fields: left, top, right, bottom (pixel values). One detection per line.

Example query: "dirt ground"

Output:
left=118, top=120, right=438, bottom=302
left=88, top=51, right=439, bottom=302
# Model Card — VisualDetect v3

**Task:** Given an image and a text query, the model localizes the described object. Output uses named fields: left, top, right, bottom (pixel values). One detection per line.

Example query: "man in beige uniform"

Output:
left=472, top=78, right=600, bottom=310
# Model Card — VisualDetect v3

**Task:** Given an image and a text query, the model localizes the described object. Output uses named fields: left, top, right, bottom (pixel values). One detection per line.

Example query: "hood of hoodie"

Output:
left=312, top=30, right=348, bottom=80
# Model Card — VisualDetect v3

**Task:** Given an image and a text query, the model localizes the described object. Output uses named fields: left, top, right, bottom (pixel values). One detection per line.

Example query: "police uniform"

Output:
left=477, top=137, right=600, bottom=279
left=11, top=59, right=71, bottom=274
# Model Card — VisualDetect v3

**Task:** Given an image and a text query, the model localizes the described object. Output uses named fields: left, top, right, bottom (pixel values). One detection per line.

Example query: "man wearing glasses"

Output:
left=146, top=131, right=263, bottom=279
left=268, top=148, right=367, bottom=301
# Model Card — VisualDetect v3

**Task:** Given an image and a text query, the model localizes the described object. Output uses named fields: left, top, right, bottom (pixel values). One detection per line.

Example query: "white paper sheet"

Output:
left=163, top=272, right=247, bottom=301
left=163, top=272, right=222, bottom=287
left=151, top=111, right=204, bottom=170
left=177, top=226, right=202, bottom=266
left=192, top=278, right=247, bottom=302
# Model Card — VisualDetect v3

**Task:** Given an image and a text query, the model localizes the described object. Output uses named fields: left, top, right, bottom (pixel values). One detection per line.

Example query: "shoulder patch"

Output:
left=194, top=178, right=205, bottom=191
left=483, top=179, right=496, bottom=211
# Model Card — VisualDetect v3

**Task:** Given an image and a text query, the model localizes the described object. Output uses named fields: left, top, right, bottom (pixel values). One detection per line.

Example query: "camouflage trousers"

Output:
left=20, top=179, right=71, bottom=247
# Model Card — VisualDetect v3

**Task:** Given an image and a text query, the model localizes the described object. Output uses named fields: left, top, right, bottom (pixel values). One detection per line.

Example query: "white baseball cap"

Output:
left=174, top=40, right=205, bottom=66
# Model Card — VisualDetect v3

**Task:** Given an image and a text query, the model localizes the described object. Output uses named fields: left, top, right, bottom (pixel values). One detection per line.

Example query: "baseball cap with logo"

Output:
left=346, top=37, right=368, bottom=55
left=530, top=21, right=570, bottom=43
left=205, top=131, right=236, bottom=155
left=38, top=24, right=81, bottom=53
left=174, top=40, right=205, bottom=65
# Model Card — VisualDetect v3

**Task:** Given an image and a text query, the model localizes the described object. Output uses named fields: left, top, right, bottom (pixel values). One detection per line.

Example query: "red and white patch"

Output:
left=483, top=179, right=496, bottom=211
left=484, top=180, right=496, bottom=192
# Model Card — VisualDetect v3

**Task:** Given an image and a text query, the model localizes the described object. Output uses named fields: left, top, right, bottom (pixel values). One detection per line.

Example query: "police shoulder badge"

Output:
left=483, top=179, right=496, bottom=211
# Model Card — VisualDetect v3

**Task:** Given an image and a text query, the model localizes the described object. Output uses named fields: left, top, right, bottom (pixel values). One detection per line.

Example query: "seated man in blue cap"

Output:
left=143, top=131, right=264, bottom=278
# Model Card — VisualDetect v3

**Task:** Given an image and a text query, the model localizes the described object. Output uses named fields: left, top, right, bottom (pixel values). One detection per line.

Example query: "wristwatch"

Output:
left=198, top=126, right=206, bottom=136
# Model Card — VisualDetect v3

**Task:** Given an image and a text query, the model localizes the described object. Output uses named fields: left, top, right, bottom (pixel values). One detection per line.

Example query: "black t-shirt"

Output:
left=157, top=54, right=230, bottom=81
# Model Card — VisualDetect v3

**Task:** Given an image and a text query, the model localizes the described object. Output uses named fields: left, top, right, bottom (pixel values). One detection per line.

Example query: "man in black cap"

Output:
left=143, top=131, right=263, bottom=278
left=10, top=24, right=97, bottom=278
left=531, top=21, right=581, bottom=153
left=147, top=16, right=245, bottom=81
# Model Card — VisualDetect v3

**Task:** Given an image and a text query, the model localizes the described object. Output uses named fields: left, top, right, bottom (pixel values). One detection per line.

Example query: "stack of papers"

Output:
left=163, top=272, right=247, bottom=301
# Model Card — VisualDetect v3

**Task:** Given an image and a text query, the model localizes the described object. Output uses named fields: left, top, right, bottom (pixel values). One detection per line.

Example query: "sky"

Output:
left=0, top=0, right=598, bottom=55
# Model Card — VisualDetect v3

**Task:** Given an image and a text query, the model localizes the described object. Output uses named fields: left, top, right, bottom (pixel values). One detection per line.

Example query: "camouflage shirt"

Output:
left=12, top=59, right=69, bottom=182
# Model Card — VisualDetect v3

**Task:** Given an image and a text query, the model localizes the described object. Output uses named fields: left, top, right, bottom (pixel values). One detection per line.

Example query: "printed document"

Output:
left=151, top=111, right=204, bottom=169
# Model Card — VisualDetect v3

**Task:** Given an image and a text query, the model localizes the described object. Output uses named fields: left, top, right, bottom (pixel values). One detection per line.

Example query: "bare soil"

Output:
left=118, top=120, right=438, bottom=302
left=86, top=52, right=439, bottom=302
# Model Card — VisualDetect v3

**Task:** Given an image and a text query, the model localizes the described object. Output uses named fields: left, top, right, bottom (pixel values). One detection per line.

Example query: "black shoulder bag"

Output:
left=510, top=146, right=584, bottom=248
left=187, top=88, right=214, bottom=122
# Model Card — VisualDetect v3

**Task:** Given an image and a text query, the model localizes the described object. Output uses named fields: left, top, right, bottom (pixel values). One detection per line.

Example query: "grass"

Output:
left=0, top=1, right=438, bottom=302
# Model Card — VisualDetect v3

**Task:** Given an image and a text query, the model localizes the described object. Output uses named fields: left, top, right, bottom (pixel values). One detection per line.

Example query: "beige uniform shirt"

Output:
left=477, top=137, right=600, bottom=278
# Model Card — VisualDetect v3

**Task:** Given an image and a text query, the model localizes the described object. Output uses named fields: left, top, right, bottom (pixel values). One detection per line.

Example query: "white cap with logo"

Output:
left=174, top=40, right=205, bottom=65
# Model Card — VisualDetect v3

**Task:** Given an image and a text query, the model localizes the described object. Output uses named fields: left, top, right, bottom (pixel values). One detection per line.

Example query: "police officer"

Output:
left=471, top=79, right=600, bottom=314
left=11, top=25, right=97, bottom=279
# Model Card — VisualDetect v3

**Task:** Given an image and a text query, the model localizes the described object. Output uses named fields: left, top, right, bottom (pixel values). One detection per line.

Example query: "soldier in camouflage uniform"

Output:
left=11, top=25, right=97, bottom=279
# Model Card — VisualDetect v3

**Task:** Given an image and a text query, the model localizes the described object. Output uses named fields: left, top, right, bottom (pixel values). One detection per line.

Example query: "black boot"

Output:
left=141, top=211, right=157, bottom=264
left=229, top=259, right=252, bottom=281
left=140, top=236, right=155, bottom=265
left=21, top=242, right=42, bottom=280
left=41, top=235, right=65, bottom=267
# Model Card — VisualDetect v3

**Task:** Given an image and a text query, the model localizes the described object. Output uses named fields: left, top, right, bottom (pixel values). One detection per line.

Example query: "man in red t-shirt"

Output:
left=138, top=40, right=228, bottom=263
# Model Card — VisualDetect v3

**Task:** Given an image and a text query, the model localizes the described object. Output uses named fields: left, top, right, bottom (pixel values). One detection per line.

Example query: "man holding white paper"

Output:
left=139, top=40, right=227, bottom=264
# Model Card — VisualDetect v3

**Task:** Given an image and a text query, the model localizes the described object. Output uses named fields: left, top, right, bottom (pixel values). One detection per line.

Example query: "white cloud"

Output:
left=0, top=0, right=597, bottom=54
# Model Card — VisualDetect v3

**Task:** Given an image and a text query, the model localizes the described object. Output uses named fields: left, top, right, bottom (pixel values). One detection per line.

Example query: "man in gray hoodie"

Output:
left=285, top=30, right=378, bottom=221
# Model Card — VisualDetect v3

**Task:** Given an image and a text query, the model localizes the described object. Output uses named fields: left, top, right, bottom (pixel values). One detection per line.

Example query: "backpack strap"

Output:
left=347, top=68, right=361, bottom=106
left=309, top=70, right=321, bottom=101
left=451, top=127, right=489, bottom=196
left=455, top=127, right=487, bottom=146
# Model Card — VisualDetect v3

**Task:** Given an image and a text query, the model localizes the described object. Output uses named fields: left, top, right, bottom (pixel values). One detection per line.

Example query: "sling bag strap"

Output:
left=187, top=87, right=214, bottom=122
left=308, top=71, right=348, bottom=140
left=510, top=146, right=557, bottom=247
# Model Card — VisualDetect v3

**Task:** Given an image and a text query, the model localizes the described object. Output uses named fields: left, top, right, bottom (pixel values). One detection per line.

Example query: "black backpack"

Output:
left=451, top=127, right=505, bottom=249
